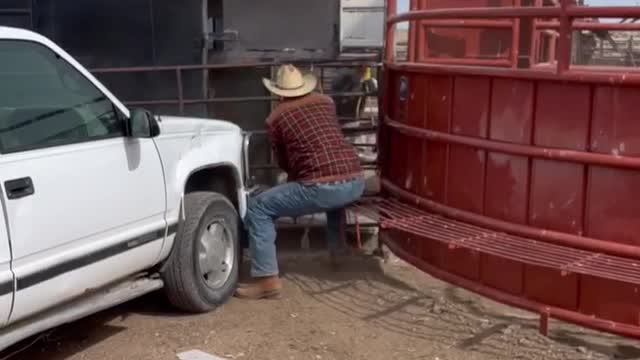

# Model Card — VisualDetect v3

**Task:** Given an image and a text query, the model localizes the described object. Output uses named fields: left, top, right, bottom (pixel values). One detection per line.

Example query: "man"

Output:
left=235, top=65, right=364, bottom=300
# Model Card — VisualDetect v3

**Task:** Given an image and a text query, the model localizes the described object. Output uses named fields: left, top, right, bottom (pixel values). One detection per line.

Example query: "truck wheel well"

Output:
left=184, top=166, right=239, bottom=210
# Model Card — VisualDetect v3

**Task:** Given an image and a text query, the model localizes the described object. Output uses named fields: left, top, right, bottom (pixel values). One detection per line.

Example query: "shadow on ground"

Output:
left=1, top=251, right=639, bottom=360
left=281, top=253, right=640, bottom=360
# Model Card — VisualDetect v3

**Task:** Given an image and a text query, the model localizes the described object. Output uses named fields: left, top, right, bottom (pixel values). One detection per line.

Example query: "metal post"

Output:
left=549, top=34, right=557, bottom=63
left=511, top=0, right=522, bottom=68
left=539, top=309, right=550, bottom=336
left=176, top=68, right=185, bottom=115
left=355, top=214, right=362, bottom=249
left=556, top=0, right=572, bottom=74
left=385, top=0, right=397, bottom=62
left=28, top=0, right=34, bottom=30
left=529, top=0, right=542, bottom=66
left=408, top=0, right=418, bottom=63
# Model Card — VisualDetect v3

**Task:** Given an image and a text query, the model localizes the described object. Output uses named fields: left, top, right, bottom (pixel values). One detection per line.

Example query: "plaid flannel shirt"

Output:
left=266, top=93, right=362, bottom=184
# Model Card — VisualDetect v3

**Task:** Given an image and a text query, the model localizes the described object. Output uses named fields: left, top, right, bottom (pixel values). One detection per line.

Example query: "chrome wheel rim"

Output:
left=197, top=219, right=234, bottom=289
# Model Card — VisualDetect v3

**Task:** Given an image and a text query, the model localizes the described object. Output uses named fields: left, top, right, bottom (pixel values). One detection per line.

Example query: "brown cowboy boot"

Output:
left=234, top=276, right=282, bottom=299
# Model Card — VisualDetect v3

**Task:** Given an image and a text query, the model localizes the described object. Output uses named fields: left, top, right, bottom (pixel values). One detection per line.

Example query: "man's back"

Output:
left=266, top=93, right=362, bottom=183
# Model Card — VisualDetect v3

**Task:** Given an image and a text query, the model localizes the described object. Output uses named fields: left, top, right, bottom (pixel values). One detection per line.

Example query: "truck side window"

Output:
left=0, top=40, right=125, bottom=154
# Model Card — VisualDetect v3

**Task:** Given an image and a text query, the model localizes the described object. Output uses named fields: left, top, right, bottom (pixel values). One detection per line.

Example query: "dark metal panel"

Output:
left=0, top=0, right=32, bottom=29
left=219, top=0, right=340, bottom=61
left=0, top=0, right=208, bottom=117
left=35, top=0, right=155, bottom=67
left=0, top=0, right=30, bottom=9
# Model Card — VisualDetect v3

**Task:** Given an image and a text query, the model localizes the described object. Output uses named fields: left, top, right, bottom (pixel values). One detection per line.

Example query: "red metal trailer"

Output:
left=355, top=0, right=640, bottom=339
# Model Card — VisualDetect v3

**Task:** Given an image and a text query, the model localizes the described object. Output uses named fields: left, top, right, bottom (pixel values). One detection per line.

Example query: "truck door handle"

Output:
left=5, top=177, right=34, bottom=200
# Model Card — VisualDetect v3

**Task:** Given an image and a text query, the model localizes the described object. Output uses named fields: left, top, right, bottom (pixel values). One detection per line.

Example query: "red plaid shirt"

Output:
left=266, top=93, right=362, bottom=183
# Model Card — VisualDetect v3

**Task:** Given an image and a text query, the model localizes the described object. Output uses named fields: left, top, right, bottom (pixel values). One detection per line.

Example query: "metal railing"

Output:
left=91, top=59, right=381, bottom=179
left=386, top=0, right=640, bottom=82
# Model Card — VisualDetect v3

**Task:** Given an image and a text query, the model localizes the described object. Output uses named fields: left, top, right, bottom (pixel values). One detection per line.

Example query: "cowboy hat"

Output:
left=262, top=64, right=318, bottom=98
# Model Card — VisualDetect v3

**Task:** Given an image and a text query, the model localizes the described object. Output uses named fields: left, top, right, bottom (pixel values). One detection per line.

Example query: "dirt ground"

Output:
left=2, top=251, right=640, bottom=360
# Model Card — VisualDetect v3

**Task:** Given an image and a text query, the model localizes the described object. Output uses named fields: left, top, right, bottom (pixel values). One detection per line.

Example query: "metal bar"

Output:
left=251, top=164, right=378, bottom=170
left=385, top=20, right=395, bottom=61
left=389, top=6, right=640, bottom=25
left=355, top=215, right=362, bottom=249
left=389, top=7, right=563, bottom=24
left=248, top=125, right=378, bottom=136
left=408, top=0, right=418, bottom=63
left=176, top=69, right=184, bottom=115
left=0, top=9, right=31, bottom=15
left=383, top=239, right=640, bottom=339
left=538, top=20, right=640, bottom=31
left=387, top=61, right=640, bottom=86
left=91, top=60, right=382, bottom=74
left=567, top=6, right=640, bottom=19
left=356, top=199, right=640, bottom=280
left=530, top=15, right=540, bottom=66
left=28, top=0, right=34, bottom=29
left=556, top=0, right=571, bottom=74
left=122, top=92, right=377, bottom=107
left=277, top=222, right=378, bottom=230
left=511, top=2, right=521, bottom=69
left=385, top=117, right=640, bottom=170
left=548, top=35, right=557, bottom=63
left=381, top=180, right=640, bottom=260
left=421, top=19, right=514, bottom=28
left=539, top=311, right=550, bottom=337
left=418, top=57, right=512, bottom=67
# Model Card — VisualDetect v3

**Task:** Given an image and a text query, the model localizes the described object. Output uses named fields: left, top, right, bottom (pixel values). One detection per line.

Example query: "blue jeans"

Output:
left=244, top=178, right=365, bottom=277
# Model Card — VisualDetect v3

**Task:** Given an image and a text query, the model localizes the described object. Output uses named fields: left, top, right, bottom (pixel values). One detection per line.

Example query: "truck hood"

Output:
left=156, top=115, right=241, bottom=136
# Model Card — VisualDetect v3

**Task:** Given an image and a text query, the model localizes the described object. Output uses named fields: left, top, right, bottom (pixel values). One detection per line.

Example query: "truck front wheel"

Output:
left=162, top=192, right=240, bottom=312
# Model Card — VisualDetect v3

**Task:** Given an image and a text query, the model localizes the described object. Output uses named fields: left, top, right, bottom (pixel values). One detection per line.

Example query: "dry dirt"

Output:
left=2, top=251, right=639, bottom=360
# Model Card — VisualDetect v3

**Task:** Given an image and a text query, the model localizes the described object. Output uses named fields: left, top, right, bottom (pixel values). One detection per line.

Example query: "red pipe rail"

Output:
left=385, top=117, right=640, bottom=170
left=91, top=61, right=381, bottom=113
left=91, top=60, right=380, bottom=177
left=381, top=179, right=640, bottom=260
left=387, top=2, right=640, bottom=75
left=384, top=238, right=640, bottom=339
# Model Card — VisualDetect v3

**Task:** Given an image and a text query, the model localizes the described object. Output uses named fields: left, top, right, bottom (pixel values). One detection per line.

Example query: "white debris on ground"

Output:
left=177, top=349, right=228, bottom=360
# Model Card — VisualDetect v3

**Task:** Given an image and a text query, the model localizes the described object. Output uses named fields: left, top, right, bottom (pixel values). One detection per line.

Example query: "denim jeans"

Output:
left=244, top=178, right=365, bottom=277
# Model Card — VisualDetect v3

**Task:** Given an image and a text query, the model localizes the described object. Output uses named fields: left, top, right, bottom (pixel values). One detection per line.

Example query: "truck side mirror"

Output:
left=128, top=108, right=160, bottom=138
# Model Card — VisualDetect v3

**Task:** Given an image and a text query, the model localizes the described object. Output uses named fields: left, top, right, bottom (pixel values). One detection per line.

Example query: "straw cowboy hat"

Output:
left=262, top=64, right=318, bottom=98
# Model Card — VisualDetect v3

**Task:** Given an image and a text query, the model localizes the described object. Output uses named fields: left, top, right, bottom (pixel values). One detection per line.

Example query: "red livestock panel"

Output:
left=374, top=0, right=640, bottom=339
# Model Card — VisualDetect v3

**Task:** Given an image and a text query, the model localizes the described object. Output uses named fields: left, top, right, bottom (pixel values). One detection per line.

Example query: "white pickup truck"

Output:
left=0, top=27, right=249, bottom=349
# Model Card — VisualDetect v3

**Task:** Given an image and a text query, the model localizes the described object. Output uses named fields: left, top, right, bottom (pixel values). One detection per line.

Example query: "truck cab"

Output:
left=0, top=26, right=248, bottom=349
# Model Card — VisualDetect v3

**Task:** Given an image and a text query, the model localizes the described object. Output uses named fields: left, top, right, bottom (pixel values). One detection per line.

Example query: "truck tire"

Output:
left=162, top=192, right=240, bottom=313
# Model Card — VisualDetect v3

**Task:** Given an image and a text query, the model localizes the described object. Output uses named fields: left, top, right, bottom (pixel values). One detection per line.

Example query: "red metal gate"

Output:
left=357, top=0, right=640, bottom=338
